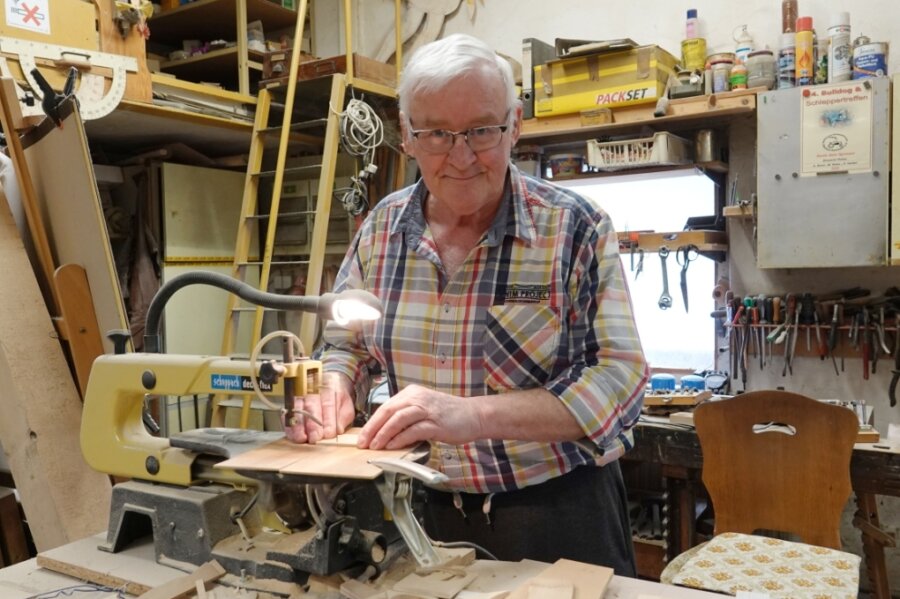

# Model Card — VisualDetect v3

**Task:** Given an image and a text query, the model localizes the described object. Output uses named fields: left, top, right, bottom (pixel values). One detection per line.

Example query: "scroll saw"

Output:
left=80, top=271, right=448, bottom=587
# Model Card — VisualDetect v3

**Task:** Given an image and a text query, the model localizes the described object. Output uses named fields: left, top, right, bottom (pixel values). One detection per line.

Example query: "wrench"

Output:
left=658, top=247, right=673, bottom=310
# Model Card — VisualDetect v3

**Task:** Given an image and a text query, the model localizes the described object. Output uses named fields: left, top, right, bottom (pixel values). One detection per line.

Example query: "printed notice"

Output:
left=5, top=0, right=49, bottom=34
left=800, top=82, right=873, bottom=174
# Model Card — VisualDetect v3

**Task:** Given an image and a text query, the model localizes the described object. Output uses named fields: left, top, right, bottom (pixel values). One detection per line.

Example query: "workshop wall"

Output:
left=311, top=0, right=900, bottom=591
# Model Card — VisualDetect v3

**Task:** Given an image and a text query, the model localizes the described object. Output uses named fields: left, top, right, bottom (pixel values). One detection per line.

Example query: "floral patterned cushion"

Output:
left=670, top=532, right=860, bottom=598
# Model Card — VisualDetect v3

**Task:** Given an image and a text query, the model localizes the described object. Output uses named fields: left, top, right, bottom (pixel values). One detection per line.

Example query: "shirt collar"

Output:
left=393, top=164, right=537, bottom=248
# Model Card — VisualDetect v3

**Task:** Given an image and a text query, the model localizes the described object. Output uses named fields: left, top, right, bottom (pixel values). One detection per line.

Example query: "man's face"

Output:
left=402, top=68, right=521, bottom=219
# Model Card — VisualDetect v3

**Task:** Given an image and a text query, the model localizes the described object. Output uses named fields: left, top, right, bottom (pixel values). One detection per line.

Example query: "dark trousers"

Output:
left=423, top=462, right=636, bottom=577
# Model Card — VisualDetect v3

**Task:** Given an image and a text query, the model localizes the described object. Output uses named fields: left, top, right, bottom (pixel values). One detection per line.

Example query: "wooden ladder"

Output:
left=216, top=0, right=401, bottom=428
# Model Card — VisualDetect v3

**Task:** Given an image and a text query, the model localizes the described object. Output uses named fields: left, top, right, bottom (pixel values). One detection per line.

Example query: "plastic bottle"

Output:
left=782, top=0, right=798, bottom=33
left=828, top=12, right=852, bottom=82
left=777, top=32, right=796, bottom=89
left=795, top=16, right=815, bottom=85
left=734, top=25, right=755, bottom=65
left=729, top=62, right=748, bottom=90
left=814, top=34, right=829, bottom=84
left=685, top=8, right=699, bottom=39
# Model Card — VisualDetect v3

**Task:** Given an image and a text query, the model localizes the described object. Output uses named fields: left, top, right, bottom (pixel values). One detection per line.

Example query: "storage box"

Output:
left=534, top=45, right=678, bottom=117
left=261, top=53, right=396, bottom=89
left=586, top=131, right=692, bottom=171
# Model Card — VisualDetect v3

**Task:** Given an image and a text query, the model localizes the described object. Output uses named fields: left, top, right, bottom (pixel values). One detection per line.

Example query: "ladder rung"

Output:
left=259, top=118, right=329, bottom=134
left=251, top=165, right=322, bottom=179
left=237, top=260, right=311, bottom=267
left=244, top=210, right=315, bottom=221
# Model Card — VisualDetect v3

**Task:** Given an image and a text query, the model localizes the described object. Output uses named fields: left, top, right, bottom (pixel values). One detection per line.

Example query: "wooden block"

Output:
left=506, top=559, right=612, bottom=599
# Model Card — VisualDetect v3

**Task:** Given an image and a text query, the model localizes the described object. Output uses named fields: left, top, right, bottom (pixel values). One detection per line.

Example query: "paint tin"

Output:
left=852, top=38, right=888, bottom=79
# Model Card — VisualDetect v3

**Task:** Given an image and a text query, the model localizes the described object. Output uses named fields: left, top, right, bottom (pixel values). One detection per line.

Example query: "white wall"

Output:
left=347, top=0, right=897, bottom=76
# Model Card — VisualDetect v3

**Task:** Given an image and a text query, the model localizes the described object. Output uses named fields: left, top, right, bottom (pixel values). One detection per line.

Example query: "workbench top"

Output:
left=0, top=533, right=723, bottom=599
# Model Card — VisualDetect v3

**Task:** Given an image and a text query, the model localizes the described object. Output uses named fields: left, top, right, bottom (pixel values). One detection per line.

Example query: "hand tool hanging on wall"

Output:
left=658, top=247, right=673, bottom=310
left=677, top=244, right=698, bottom=313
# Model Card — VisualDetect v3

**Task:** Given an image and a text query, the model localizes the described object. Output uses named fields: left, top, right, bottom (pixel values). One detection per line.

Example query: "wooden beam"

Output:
left=0, top=199, right=111, bottom=552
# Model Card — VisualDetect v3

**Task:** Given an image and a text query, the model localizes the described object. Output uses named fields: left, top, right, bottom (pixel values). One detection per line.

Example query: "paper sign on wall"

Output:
left=800, top=82, right=873, bottom=175
left=5, top=0, right=50, bottom=34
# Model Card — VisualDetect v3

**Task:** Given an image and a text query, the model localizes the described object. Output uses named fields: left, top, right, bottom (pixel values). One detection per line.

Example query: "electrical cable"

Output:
left=26, top=584, right=127, bottom=599
left=431, top=539, right=499, bottom=561
left=333, top=96, right=385, bottom=216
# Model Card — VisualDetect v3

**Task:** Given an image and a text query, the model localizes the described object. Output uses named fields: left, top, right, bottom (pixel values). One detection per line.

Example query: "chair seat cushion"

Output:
left=670, top=532, right=860, bottom=598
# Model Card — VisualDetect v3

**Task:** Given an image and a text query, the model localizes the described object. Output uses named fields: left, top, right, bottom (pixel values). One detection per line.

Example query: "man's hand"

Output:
left=283, top=372, right=356, bottom=444
left=357, top=384, right=485, bottom=450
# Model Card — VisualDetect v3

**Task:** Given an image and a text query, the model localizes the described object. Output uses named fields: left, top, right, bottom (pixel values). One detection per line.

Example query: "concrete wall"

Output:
left=315, top=1, right=900, bottom=591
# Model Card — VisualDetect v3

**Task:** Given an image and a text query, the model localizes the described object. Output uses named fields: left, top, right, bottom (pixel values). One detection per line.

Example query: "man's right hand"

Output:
left=283, top=371, right=356, bottom=444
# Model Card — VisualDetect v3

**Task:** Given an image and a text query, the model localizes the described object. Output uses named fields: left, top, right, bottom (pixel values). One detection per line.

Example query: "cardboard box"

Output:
left=534, top=45, right=678, bottom=117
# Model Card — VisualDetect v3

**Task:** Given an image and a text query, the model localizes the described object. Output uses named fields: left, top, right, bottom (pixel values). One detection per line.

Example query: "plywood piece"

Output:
left=0, top=200, right=112, bottom=552
left=161, top=162, right=246, bottom=261
left=528, top=580, right=574, bottom=599
left=136, top=560, right=226, bottom=599
left=506, top=560, right=612, bottom=599
left=21, top=100, right=130, bottom=355
left=36, top=533, right=185, bottom=595
left=215, top=435, right=416, bottom=480
left=392, top=569, right=477, bottom=599
left=0, top=1, right=99, bottom=50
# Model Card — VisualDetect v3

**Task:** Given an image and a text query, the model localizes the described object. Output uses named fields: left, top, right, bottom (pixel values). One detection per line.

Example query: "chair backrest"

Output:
left=694, top=390, right=858, bottom=549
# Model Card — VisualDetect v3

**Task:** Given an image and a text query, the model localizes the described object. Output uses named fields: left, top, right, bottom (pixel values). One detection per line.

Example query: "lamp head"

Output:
left=318, top=289, right=383, bottom=325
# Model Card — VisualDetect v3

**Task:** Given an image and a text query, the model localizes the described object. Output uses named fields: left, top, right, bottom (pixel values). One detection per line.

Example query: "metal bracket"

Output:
left=370, top=457, right=447, bottom=569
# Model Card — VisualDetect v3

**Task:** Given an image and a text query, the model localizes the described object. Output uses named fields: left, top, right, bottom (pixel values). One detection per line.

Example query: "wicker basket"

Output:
left=586, top=131, right=693, bottom=171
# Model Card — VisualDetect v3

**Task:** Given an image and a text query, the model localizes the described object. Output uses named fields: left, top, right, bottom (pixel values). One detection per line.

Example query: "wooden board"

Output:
left=35, top=534, right=184, bottom=596
left=53, top=263, right=104, bottom=396
left=643, top=391, right=711, bottom=407
left=506, top=559, right=613, bottom=599
left=215, top=429, right=418, bottom=480
left=0, top=199, right=112, bottom=552
left=20, top=100, right=130, bottom=355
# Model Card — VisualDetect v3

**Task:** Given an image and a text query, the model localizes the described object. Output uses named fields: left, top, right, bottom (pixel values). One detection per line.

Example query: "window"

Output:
left=556, top=171, right=717, bottom=370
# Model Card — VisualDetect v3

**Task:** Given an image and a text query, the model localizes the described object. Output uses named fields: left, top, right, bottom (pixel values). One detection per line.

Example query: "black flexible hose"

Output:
left=144, top=271, right=326, bottom=353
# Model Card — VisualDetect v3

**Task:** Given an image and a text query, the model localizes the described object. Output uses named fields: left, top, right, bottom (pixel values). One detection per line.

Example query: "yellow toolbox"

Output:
left=534, top=45, right=678, bottom=117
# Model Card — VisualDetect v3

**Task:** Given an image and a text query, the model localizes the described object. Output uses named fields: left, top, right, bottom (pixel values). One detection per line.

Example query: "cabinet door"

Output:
left=756, top=78, right=890, bottom=268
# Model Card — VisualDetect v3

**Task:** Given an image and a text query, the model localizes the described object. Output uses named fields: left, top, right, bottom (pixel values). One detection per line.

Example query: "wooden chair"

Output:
left=661, top=390, right=861, bottom=595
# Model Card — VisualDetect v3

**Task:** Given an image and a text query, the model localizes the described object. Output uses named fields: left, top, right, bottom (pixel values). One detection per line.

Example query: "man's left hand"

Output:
left=357, top=384, right=485, bottom=450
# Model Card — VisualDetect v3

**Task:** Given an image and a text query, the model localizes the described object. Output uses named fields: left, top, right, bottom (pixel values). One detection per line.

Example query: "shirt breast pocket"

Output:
left=483, top=304, right=561, bottom=392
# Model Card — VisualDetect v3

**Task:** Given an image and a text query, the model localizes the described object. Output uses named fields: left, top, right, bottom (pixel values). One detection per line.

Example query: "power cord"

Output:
left=334, top=97, right=384, bottom=216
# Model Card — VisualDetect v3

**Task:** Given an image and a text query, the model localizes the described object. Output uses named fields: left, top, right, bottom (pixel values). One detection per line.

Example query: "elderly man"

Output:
left=294, top=33, right=648, bottom=575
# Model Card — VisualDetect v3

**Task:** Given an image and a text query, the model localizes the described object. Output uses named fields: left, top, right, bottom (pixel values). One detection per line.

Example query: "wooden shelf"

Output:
left=618, top=230, right=727, bottom=255
left=520, top=88, right=757, bottom=146
left=150, top=0, right=298, bottom=46
left=723, top=204, right=754, bottom=218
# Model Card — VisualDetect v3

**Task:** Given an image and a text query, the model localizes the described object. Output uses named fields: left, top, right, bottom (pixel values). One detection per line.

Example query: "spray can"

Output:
left=828, top=12, right=852, bottom=82
left=777, top=32, right=796, bottom=89
left=685, top=8, right=699, bottom=38
left=734, top=25, right=754, bottom=65
left=795, top=16, right=815, bottom=85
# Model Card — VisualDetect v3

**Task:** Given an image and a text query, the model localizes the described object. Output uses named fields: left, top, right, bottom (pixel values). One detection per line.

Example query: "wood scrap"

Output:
left=135, top=560, right=225, bottom=599
left=392, top=568, right=477, bottom=599
left=505, top=560, right=612, bottom=599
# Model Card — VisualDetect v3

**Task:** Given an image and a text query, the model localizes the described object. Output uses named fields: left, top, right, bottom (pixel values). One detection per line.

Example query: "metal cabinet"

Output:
left=756, top=77, right=890, bottom=268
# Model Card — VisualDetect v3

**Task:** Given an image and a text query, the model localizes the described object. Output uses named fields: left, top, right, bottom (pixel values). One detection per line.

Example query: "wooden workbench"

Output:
left=625, top=420, right=899, bottom=599
left=0, top=533, right=724, bottom=599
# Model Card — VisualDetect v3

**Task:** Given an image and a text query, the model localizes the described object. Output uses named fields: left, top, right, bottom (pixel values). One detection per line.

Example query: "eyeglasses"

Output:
left=410, top=123, right=509, bottom=154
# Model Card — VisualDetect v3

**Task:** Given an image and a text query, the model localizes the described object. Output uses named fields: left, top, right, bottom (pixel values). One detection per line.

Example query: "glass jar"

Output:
left=711, top=59, right=733, bottom=93
left=747, top=49, right=776, bottom=90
